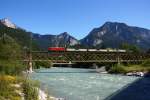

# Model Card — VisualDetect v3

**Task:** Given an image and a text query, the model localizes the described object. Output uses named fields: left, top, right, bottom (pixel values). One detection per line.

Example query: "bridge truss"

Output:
left=24, top=51, right=150, bottom=63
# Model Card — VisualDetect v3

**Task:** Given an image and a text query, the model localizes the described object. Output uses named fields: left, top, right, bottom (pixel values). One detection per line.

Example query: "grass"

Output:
left=124, top=65, right=150, bottom=72
left=109, top=59, right=150, bottom=74
left=22, top=79, right=39, bottom=100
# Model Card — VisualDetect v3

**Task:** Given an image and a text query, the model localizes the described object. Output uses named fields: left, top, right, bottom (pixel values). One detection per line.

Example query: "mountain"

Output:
left=0, top=18, right=79, bottom=50
left=33, top=32, right=79, bottom=50
left=0, top=18, right=39, bottom=50
left=80, top=22, right=150, bottom=50
left=0, top=18, right=17, bottom=29
left=1, top=18, right=150, bottom=51
left=57, top=32, right=79, bottom=46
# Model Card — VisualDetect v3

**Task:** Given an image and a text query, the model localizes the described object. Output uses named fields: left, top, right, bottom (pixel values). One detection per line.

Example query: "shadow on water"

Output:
left=105, top=77, right=150, bottom=100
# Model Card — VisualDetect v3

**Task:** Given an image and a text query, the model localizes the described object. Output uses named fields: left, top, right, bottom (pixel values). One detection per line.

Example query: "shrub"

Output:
left=141, top=59, right=150, bottom=67
left=34, top=61, right=52, bottom=69
left=0, top=60, right=25, bottom=75
left=0, top=34, right=24, bottom=75
left=109, top=64, right=126, bottom=74
left=22, top=80, right=39, bottom=100
left=147, top=68, right=150, bottom=73
left=0, top=75, right=16, bottom=83
left=0, top=74, right=21, bottom=100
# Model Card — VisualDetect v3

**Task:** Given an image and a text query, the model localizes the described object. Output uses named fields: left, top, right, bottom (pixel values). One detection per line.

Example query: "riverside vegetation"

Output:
left=0, top=34, right=43, bottom=100
left=109, top=59, right=150, bottom=74
left=108, top=43, right=150, bottom=74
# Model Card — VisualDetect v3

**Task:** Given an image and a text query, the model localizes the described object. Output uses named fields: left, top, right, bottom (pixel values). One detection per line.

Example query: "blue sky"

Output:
left=0, top=0, right=150, bottom=39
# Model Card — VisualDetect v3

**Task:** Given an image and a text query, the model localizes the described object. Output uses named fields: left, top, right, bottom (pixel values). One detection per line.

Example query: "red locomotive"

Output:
left=48, top=47, right=66, bottom=52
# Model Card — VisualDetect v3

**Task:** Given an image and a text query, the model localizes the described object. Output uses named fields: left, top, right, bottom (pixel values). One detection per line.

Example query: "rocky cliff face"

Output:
left=33, top=32, right=79, bottom=50
left=0, top=18, right=17, bottom=29
left=80, top=22, right=150, bottom=50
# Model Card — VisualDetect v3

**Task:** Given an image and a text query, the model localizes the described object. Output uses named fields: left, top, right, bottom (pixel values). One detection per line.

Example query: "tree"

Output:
left=0, top=34, right=24, bottom=75
left=69, top=44, right=87, bottom=49
left=120, top=43, right=140, bottom=53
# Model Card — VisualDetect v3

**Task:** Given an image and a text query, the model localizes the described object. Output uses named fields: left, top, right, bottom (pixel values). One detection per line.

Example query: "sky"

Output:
left=0, top=0, right=150, bottom=39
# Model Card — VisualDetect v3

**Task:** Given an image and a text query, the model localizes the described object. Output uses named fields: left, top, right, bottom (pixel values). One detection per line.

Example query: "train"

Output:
left=48, top=47, right=126, bottom=52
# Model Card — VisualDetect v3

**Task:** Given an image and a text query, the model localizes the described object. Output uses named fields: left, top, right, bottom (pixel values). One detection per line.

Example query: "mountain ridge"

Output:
left=0, top=18, right=150, bottom=51
left=81, top=21, right=150, bottom=50
left=33, top=32, right=79, bottom=50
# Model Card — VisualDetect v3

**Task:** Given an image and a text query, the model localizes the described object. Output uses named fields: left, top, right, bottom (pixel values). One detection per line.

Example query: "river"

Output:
left=29, top=67, right=139, bottom=100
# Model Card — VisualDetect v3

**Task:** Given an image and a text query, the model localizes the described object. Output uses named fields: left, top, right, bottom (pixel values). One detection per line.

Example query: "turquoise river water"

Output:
left=29, top=67, right=139, bottom=100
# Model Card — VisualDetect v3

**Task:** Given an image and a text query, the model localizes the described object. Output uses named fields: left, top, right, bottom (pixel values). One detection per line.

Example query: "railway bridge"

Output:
left=24, top=51, right=150, bottom=71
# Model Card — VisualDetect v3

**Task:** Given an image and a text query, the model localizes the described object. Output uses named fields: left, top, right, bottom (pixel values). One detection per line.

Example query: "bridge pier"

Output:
left=117, top=56, right=121, bottom=65
left=28, top=61, right=33, bottom=73
left=27, top=50, right=33, bottom=73
left=92, top=63, right=98, bottom=69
